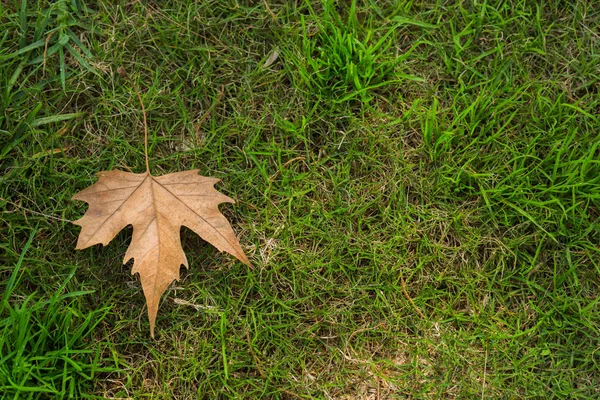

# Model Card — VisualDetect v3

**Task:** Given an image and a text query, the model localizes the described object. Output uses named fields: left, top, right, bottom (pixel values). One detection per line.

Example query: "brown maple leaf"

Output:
left=72, top=169, right=250, bottom=337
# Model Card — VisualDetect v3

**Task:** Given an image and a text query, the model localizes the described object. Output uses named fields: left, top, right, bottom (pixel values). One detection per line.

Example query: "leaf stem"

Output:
left=134, top=88, right=150, bottom=174
left=119, top=67, right=150, bottom=174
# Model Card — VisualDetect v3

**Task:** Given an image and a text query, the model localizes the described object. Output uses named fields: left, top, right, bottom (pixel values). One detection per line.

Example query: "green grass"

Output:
left=1, top=0, right=599, bottom=398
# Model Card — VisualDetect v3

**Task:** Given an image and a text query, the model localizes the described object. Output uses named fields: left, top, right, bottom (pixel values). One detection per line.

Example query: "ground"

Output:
left=1, top=0, right=599, bottom=399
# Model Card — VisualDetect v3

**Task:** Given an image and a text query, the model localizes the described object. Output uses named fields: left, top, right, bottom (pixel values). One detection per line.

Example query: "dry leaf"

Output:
left=262, top=46, right=280, bottom=69
left=72, top=169, right=250, bottom=337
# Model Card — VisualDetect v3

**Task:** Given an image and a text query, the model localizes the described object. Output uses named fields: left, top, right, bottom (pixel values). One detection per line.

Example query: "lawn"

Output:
left=1, top=0, right=599, bottom=398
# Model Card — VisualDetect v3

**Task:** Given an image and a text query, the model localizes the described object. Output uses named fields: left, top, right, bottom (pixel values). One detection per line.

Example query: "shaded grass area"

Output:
left=1, top=0, right=599, bottom=398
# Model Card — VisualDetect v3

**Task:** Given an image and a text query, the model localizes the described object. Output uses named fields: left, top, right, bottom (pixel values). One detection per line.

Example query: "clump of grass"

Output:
left=0, top=229, right=120, bottom=399
left=1, top=0, right=97, bottom=92
left=288, top=0, right=422, bottom=104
